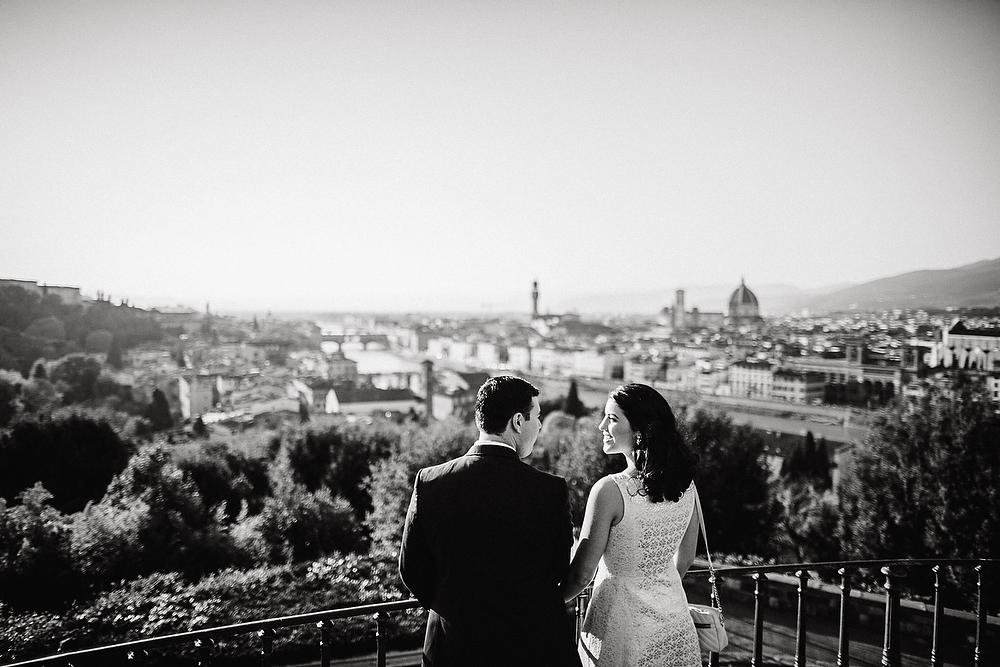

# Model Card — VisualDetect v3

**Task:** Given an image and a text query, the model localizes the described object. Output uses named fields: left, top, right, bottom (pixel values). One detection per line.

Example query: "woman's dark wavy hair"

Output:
left=610, top=383, right=697, bottom=503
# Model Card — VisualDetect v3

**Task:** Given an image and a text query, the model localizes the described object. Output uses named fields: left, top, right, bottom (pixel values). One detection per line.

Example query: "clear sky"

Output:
left=2, top=0, right=998, bottom=314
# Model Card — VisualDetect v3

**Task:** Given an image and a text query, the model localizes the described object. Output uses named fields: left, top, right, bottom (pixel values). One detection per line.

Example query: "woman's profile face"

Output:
left=599, top=398, right=635, bottom=455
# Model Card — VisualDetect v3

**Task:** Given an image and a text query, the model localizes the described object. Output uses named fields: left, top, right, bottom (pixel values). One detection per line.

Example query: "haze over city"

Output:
left=2, top=0, right=999, bottom=314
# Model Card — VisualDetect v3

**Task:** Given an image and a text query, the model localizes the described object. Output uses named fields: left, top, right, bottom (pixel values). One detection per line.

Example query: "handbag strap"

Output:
left=693, top=486, right=723, bottom=613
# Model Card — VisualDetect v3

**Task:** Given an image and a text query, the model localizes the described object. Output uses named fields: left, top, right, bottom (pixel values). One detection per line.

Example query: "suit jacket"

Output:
left=399, top=443, right=581, bottom=667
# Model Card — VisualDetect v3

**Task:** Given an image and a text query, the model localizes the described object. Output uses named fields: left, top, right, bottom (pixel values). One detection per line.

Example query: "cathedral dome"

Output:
left=728, top=280, right=759, bottom=310
left=728, top=279, right=762, bottom=325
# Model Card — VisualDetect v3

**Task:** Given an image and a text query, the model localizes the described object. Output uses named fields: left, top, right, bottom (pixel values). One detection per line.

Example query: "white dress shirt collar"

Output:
left=474, top=438, right=516, bottom=452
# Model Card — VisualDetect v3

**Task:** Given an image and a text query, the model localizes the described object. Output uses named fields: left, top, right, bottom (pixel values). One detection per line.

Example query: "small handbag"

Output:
left=689, top=488, right=728, bottom=653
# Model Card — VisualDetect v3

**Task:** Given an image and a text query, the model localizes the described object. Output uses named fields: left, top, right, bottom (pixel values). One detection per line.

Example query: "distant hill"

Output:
left=799, top=257, right=1000, bottom=313
left=553, top=258, right=999, bottom=317
left=555, top=282, right=845, bottom=317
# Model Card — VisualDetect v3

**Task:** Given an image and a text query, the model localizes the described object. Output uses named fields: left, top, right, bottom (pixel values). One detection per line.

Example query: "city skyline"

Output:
left=3, top=1, right=999, bottom=314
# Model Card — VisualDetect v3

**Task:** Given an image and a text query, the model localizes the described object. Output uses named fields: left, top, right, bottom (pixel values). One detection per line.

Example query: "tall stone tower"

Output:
left=422, top=359, right=435, bottom=425
left=532, top=281, right=540, bottom=319
left=673, top=290, right=686, bottom=330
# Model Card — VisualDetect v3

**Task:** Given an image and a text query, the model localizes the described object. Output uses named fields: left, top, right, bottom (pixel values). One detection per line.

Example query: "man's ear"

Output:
left=511, top=412, right=523, bottom=433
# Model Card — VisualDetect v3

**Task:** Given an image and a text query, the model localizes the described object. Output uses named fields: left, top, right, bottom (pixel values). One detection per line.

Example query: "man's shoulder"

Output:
left=416, top=451, right=475, bottom=482
left=417, top=452, right=567, bottom=489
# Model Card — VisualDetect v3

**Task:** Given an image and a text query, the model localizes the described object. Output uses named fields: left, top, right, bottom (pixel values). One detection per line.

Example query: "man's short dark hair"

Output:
left=475, top=376, right=539, bottom=435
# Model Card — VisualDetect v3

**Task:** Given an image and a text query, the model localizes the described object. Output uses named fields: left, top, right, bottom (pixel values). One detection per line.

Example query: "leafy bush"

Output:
left=232, top=470, right=362, bottom=563
left=175, top=441, right=270, bottom=522
left=0, top=412, right=135, bottom=514
left=4, top=554, right=422, bottom=664
left=365, top=419, right=475, bottom=553
left=0, top=485, right=79, bottom=610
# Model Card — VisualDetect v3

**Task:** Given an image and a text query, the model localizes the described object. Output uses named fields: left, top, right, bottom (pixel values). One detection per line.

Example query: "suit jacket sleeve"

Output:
left=399, top=471, right=435, bottom=603
left=554, top=478, right=574, bottom=586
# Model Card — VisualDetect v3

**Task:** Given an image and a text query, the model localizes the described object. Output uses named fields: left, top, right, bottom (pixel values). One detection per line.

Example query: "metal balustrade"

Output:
left=3, top=558, right=996, bottom=667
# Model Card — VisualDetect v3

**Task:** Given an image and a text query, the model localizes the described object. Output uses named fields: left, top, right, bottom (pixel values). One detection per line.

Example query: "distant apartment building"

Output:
left=153, top=306, right=203, bottom=335
left=660, top=289, right=727, bottom=332
left=327, top=350, right=359, bottom=383
left=572, top=350, right=623, bottom=381
left=529, top=347, right=576, bottom=376
left=326, top=386, right=420, bottom=416
left=0, top=278, right=83, bottom=306
left=159, top=375, right=191, bottom=421
left=930, top=320, right=1000, bottom=370
left=729, top=360, right=775, bottom=399
left=623, top=355, right=663, bottom=384
left=784, top=340, right=912, bottom=405
left=188, top=374, right=220, bottom=416
left=217, top=343, right=267, bottom=366
left=989, top=376, right=1000, bottom=403
left=922, top=320, right=1000, bottom=403
left=506, top=345, right=531, bottom=371
left=772, top=370, right=825, bottom=404
left=473, top=341, right=500, bottom=368
left=431, top=370, right=489, bottom=421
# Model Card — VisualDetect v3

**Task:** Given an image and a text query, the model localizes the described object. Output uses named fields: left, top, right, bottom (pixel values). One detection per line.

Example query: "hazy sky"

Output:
left=2, top=0, right=999, bottom=314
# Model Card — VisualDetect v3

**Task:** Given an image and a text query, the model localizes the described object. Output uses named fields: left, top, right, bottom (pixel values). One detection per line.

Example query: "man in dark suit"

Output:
left=400, top=376, right=581, bottom=667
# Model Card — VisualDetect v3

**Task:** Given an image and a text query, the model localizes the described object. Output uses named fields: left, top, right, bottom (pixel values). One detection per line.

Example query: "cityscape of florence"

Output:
left=2, top=1, right=1000, bottom=666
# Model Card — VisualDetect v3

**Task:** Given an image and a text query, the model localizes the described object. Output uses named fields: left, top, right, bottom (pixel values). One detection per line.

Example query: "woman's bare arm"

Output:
left=561, top=476, right=624, bottom=603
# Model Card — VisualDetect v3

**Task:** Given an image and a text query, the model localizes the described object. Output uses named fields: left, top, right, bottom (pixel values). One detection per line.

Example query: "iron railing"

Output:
left=3, top=558, right=996, bottom=667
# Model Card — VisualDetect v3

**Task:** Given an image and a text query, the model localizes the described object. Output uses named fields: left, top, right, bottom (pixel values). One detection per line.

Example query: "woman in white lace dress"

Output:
left=562, top=383, right=701, bottom=667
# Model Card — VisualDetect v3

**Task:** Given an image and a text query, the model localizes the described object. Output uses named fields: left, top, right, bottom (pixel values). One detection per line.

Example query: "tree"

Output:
left=19, top=377, right=61, bottom=415
left=146, top=388, right=173, bottom=431
left=0, top=369, right=24, bottom=427
left=683, top=407, right=781, bottom=558
left=840, top=381, right=1000, bottom=602
left=232, top=470, right=361, bottom=563
left=23, top=316, right=66, bottom=343
left=0, top=484, right=79, bottom=610
left=778, top=484, right=841, bottom=563
left=366, top=420, right=475, bottom=553
left=539, top=415, right=623, bottom=526
left=48, top=354, right=102, bottom=404
left=94, top=446, right=243, bottom=579
left=780, top=431, right=832, bottom=491
left=83, top=330, right=113, bottom=355
left=0, top=412, right=135, bottom=514
left=562, top=379, right=590, bottom=418
left=105, top=336, right=123, bottom=369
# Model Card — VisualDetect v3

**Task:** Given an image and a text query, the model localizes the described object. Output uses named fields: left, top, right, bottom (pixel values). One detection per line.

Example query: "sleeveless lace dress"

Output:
left=579, top=474, right=701, bottom=667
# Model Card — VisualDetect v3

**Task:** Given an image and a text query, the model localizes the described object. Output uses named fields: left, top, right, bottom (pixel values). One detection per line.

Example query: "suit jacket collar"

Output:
left=467, top=442, right=520, bottom=460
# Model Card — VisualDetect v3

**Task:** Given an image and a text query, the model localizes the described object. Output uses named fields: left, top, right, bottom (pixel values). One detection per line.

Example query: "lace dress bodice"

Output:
left=579, top=474, right=701, bottom=667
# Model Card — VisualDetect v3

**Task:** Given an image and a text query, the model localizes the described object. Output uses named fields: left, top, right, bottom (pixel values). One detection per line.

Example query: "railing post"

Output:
left=259, top=628, right=275, bottom=667
left=975, top=563, right=987, bottom=667
left=318, top=619, right=332, bottom=667
left=751, top=572, right=767, bottom=667
left=881, top=566, right=903, bottom=667
left=195, top=638, right=213, bottom=666
left=931, top=565, right=944, bottom=667
left=375, top=611, right=387, bottom=667
left=838, top=567, right=851, bottom=667
left=795, top=569, right=810, bottom=667
left=576, top=588, right=590, bottom=647
left=708, top=571, right=721, bottom=667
